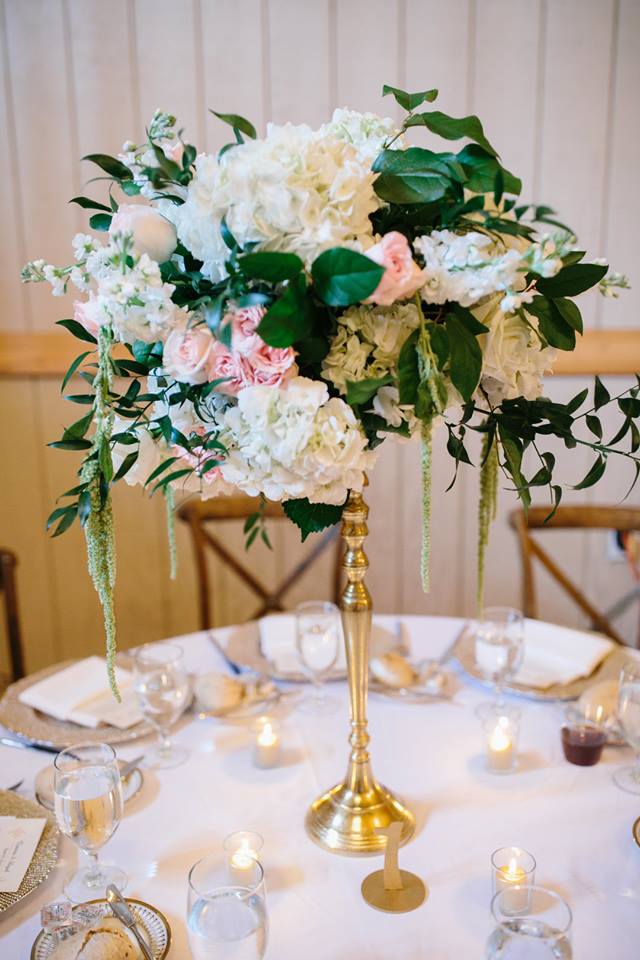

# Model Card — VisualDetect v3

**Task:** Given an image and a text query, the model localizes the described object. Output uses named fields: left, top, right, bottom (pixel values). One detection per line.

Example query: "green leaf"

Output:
left=405, top=110, right=497, bottom=157
left=382, top=84, right=438, bottom=111
left=283, top=498, right=345, bottom=542
left=493, top=168, right=504, bottom=206
left=586, top=414, right=602, bottom=440
left=345, top=375, right=393, bottom=406
left=498, top=428, right=531, bottom=510
left=445, top=312, right=483, bottom=401
left=311, top=247, right=384, bottom=306
left=47, top=505, right=73, bottom=530
left=456, top=145, right=521, bottom=195
left=99, top=437, right=113, bottom=482
left=144, top=456, right=180, bottom=487
left=210, top=110, right=257, bottom=139
left=567, top=387, right=588, bottom=414
left=56, top=318, right=97, bottom=344
left=594, top=375, right=610, bottom=411
left=77, top=489, right=92, bottom=526
left=553, top=297, right=583, bottom=334
left=69, top=196, right=112, bottom=212
left=525, top=297, right=575, bottom=351
left=151, top=467, right=194, bottom=494
left=238, top=251, right=304, bottom=282
left=113, top=451, right=138, bottom=481
left=63, top=411, right=94, bottom=440
left=51, top=506, right=78, bottom=537
left=61, top=351, right=93, bottom=393
left=257, top=276, right=312, bottom=347
left=574, top=455, right=606, bottom=490
left=121, top=180, right=141, bottom=196
left=63, top=393, right=94, bottom=404
left=82, top=153, right=132, bottom=180
left=48, top=438, right=93, bottom=451
left=397, top=330, right=420, bottom=404
left=372, top=148, right=452, bottom=203
left=536, top=262, right=608, bottom=297
left=89, top=213, right=112, bottom=231
left=619, top=396, right=640, bottom=418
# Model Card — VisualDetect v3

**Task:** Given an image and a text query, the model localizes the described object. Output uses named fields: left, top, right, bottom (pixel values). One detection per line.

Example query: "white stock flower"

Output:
left=414, top=230, right=524, bottom=307
left=319, top=108, right=398, bottom=162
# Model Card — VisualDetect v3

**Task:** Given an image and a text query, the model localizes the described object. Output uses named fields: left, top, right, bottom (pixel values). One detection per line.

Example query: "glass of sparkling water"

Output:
left=54, top=742, right=126, bottom=902
left=487, top=885, right=572, bottom=959
left=187, top=853, right=268, bottom=960
left=295, top=600, right=340, bottom=714
left=474, top=607, right=524, bottom=707
left=134, top=642, right=190, bottom=768
left=613, top=659, right=640, bottom=794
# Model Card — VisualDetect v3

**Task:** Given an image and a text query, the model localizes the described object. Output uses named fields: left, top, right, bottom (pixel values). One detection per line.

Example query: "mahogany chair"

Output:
left=0, top=548, right=25, bottom=687
left=177, top=497, right=342, bottom=630
left=509, top=505, right=640, bottom=645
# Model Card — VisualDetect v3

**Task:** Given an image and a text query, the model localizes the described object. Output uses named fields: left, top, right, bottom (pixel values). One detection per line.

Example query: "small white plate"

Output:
left=34, top=760, right=143, bottom=812
left=194, top=672, right=281, bottom=720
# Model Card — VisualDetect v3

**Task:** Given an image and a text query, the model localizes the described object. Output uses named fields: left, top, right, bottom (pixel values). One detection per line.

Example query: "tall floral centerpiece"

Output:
left=25, top=86, right=635, bottom=852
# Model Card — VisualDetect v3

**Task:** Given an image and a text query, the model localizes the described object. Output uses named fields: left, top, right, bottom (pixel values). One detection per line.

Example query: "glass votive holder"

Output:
left=480, top=704, right=521, bottom=774
left=561, top=705, right=607, bottom=766
left=224, top=831, right=264, bottom=884
left=488, top=885, right=572, bottom=957
left=491, top=847, right=536, bottom=915
left=253, top=716, right=280, bottom=769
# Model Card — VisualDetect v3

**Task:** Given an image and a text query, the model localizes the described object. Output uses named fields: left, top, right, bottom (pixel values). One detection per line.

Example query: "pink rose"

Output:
left=109, top=203, right=177, bottom=263
left=163, top=140, right=184, bottom=166
left=364, top=231, right=424, bottom=306
left=163, top=324, right=215, bottom=385
left=224, top=305, right=298, bottom=387
left=230, top=305, right=266, bottom=357
left=208, top=341, right=253, bottom=395
left=73, top=297, right=103, bottom=337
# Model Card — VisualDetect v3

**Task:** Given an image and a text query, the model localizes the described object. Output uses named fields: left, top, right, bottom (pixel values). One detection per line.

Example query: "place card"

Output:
left=0, top=815, right=46, bottom=893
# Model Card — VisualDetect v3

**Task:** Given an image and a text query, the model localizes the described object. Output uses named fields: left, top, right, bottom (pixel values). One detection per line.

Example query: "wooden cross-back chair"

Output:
left=509, top=505, right=640, bottom=645
left=0, top=548, right=25, bottom=687
left=177, top=497, right=342, bottom=630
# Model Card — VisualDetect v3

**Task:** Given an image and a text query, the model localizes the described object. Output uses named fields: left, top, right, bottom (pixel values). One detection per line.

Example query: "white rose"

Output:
left=109, top=203, right=177, bottom=263
left=163, top=323, right=215, bottom=385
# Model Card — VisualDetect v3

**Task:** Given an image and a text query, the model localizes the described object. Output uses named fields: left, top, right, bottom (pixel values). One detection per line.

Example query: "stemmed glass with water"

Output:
left=187, top=852, right=268, bottom=960
left=614, top=659, right=640, bottom=794
left=295, top=601, right=341, bottom=714
left=53, top=742, right=126, bottom=902
left=133, top=642, right=191, bottom=769
left=474, top=606, right=525, bottom=708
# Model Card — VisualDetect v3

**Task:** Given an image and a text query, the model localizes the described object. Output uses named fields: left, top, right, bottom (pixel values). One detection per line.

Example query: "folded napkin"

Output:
left=18, top=656, right=143, bottom=729
left=513, top=620, right=614, bottom=689
left=259, top=614, right=401, bottom=676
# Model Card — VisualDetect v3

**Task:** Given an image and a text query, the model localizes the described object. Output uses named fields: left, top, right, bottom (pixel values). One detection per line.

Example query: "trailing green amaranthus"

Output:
left=420, top=421, right=433, bottom=592
left=476, top=431, right=499, bottom=613
left=164, top=485, right=177, bottom=581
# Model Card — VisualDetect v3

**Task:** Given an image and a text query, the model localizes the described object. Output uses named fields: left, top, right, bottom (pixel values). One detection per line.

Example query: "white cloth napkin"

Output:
left=259, top=614, right=402, bottom=676
left=514, top=620, right=614, bottom=689
left=18, top=656, right=142, bottom=729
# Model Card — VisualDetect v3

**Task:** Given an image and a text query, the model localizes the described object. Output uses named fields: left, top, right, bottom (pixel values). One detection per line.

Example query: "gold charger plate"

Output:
left=31, top=897, right=171, bottom=959
left=454, top=625, right=627, bottom=701
left=0, top=660, right=154, bottom=751
left=0, top=790, right=59, bottom=913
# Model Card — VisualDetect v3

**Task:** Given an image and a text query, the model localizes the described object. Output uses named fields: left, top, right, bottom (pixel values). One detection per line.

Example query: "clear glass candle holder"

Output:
left=480, top=703, right=521, bottom=774
left=253, top=716, right=280, bottom=769
left=491, top=847, right=536, bottom=915
left=224, top=831, right=264, bottom=884
left=487, top=885, right=572, bottom=959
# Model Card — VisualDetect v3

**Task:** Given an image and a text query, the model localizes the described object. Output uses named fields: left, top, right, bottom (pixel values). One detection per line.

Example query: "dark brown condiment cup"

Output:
left=561, top=722, right=607, bottom=766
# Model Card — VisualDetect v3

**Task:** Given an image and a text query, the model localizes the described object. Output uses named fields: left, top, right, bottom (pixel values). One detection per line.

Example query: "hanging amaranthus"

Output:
left=164, top=485, right=177, bottom=580
left=476, top=430, right=499, bottom=614
left=420, top=420, right=433, bottom=592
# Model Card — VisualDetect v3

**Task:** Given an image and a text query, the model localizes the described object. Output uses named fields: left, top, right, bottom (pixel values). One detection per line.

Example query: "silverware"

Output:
left=0, top=736, right=60, bottom=756
left=207, top=630, right=244, bottom=675
left=119, top=755, right=144, bottom=781
left=106, top=884, right=154, bottom=960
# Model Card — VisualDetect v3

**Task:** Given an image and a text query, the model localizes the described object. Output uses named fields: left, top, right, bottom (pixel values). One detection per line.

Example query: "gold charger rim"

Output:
left=30, top=897, right=172, bottom=960
left=0, top=790, right=59, bottom=914
left=0, top=659, right=154, bottom=750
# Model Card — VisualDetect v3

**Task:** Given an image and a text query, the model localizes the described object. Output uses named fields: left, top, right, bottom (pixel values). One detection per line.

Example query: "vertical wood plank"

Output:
left=268, top=0, right=330, bottom=126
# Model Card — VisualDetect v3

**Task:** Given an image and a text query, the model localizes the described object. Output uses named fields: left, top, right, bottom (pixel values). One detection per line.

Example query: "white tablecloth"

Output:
left=2, top=616, right=639, bottom=958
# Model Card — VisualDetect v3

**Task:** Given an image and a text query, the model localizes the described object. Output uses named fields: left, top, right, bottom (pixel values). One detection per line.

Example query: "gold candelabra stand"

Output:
left=305, top=487, right=415, bottom=854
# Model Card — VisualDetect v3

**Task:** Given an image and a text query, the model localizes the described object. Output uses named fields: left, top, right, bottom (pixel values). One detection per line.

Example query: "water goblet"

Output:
left=295, top=601, right=340, bottom=715
left=134, top=642, right=190, bottom=769
left=474, top=607, right=524, bottom=708
left=486, top=885, right=572, bottom=959
left=53, top=742, right=126, bottom=903
left=613, top=659, right=640, bottom=794
left=187, top=852, right=268, bottom=960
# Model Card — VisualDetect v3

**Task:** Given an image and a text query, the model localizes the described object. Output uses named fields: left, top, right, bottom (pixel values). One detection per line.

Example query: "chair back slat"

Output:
left=0, top=549, right=25, bottom=682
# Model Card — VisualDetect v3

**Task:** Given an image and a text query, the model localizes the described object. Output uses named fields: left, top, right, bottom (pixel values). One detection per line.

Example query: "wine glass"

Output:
left=486, top=885, right=572, bottom=959
left=54, top=742, right=126, bottom=903
left=474, top=606, right=524, bottom=707
left=187, top=852, right=268, bottom=960
left=613, top=660, right=640, bottom=794
left=133, top=642, right=190, bottom=768
left=295, top=601, right=340, bottom=715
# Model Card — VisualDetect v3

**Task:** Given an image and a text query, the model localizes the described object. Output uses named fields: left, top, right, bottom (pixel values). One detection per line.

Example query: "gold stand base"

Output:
left=361, top=869, right=427, bottom=913
left=305, top=775, right=415, bottom=855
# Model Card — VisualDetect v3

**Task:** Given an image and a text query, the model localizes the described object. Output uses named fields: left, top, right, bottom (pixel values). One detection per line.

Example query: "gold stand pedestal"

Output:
left=305, top=487, right=415, bottom=855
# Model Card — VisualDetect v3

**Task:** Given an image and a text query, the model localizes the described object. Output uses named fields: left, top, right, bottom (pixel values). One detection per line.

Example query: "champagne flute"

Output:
left=54, top=742, right=126, bottom=903
left=613, top=660, right=640, bottom=794
left=474, top=606, right=524, bottom=708
left=295, top=601, right=340, bottom=715
left=134, top=642, right=190, bottom=769
left=187, top=852, right=268, bottom=960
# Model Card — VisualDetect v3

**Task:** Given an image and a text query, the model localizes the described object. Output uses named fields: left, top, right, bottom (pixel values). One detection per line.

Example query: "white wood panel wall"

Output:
left=0, top=0, right=638, bottom=673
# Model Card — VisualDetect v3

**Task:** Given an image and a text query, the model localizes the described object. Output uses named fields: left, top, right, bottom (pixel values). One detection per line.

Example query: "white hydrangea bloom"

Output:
left=319, top=108, right=398, bottom=162
left=172, top=121, right=381, bottom=280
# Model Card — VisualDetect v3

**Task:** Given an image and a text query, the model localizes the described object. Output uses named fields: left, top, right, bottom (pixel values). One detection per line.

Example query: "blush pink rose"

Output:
left=208, top=341, right=253, bottom=395
left=163, top=324, right=215, bottom=385
left=223, top=305, right=298, bottom=387
left=163, top=140, right=184, bottom=166
left=364, top=231, right=424, bottom=306
left=73, top=297, right=103, bottom=337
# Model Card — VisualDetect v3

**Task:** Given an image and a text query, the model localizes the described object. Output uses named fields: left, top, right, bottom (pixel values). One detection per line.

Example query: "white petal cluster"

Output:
left=216, top=377, right=376, bottom=504
left=319, top=108, right=398, bottom=163
left=172, top=121, right=381, bottom=280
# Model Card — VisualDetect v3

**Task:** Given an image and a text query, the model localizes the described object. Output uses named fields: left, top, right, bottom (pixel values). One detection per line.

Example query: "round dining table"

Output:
left=2, top=615, right=639, bottom=958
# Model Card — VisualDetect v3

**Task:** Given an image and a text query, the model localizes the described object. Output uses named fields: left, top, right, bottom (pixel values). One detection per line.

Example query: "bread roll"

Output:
left=54, top=917, right=142, bottom=960
left=370, top=651, right=415, bottom=689
left=194, top=672, right=244, bottom=711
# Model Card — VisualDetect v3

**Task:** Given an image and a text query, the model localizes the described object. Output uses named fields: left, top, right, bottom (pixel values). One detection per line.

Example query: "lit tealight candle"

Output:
left=224, top=831, right=264, bottom=885
left=491, top=846, right=536, bottom=916
left=488, top=717, right=513, bottom=772
left=253, top=717, right=280, bottom=769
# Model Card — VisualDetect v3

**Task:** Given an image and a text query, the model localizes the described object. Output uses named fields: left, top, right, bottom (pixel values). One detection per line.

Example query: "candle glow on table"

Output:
left=480, top=705, right=520, bottom=774
left=224, top=831, right=264, bottom=885
left=491, top=846, right=536, bottom=915
left=488, top=717, right=513, bottom=772
left=253, top=717, right=280, bottom=769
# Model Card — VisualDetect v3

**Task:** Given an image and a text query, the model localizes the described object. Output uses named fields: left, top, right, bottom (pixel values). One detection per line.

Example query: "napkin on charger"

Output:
left=18, top=656, right=143, bottom=729
left=513, top=620, right=615, bottom=689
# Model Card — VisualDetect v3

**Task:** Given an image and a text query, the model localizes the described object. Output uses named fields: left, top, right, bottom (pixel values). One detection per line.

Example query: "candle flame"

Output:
left=230, top=837, right=255, bottom=869
left=489, top=721, right=512, bottom=752
left=257, top=721, right=277, bottom=746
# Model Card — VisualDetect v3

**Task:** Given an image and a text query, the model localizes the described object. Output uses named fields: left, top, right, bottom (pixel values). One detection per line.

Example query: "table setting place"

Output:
left=0, top=605, right=637, bottom=959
